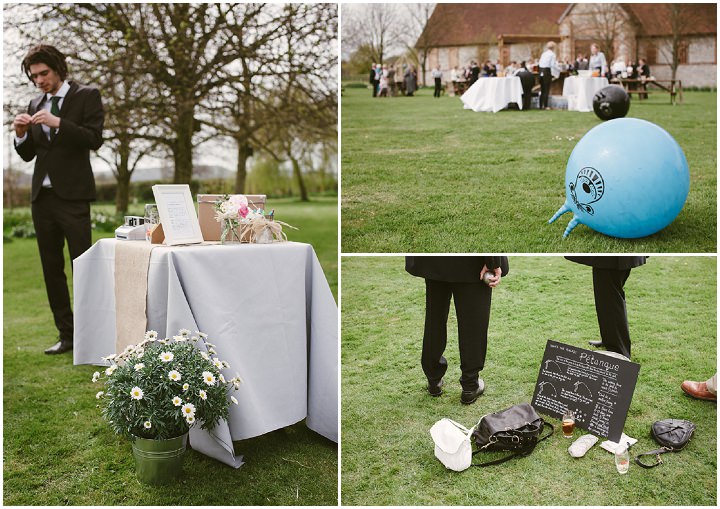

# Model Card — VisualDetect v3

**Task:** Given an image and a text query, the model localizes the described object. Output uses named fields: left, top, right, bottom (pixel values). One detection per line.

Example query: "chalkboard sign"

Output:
left=531, top=340, right=640, bottom=442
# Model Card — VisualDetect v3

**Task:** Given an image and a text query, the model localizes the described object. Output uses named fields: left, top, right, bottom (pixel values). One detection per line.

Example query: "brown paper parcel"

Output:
left=197, top=194, right=267, bottom=241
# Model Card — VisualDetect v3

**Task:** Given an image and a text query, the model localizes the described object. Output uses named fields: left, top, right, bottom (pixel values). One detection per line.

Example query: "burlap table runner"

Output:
left=114, top=241, right=159, bottom=354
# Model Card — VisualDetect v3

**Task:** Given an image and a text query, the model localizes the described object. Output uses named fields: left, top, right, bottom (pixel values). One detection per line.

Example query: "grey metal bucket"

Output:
left=131, top=433, right=188, bottom=485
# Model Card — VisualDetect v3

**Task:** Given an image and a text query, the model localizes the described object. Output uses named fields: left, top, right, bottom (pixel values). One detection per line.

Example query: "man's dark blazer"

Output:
left=406, top=256, right=509, bottom=283
left=565, top=256, right=647, bottom=270
left=15, top=81, right=104, bottom=202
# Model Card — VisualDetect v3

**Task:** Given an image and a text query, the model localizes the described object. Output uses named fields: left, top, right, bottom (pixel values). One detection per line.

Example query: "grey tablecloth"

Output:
left=73, top=239, right=338, bottom=467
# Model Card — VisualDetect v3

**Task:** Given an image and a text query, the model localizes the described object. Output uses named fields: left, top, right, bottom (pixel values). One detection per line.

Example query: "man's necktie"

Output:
left=50, top=96, right=61, bottom=139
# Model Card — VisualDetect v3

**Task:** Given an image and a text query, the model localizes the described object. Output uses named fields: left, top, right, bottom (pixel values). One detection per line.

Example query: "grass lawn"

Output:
left=3, top=196, right=338, bottom=505
left=341, top=256, right=717, bottom=505
left=341, top=86, right=717, bottom=253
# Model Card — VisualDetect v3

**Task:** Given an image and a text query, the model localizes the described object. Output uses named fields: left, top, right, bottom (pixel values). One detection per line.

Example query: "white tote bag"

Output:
left=429, top=418, right=476, bottom=472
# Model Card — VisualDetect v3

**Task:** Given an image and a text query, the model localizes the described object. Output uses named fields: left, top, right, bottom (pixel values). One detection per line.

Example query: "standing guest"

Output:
left=638, top=58, right=651, bottom=99
left=565, top=256, right=648, bottom=360
left=538, top=41, right=559, bottom=110
left=450, top=65, right=461, bottom=95
left=574, top=53, right=589, bottom=71
left=369, top=63, right=377, bottom=97
left=378, top=66, right=389, bottom=97
left=404, top=66, right=417, bottom=96
left=516, top=64, right=536, bottom=110
left=611, top=56, right=627, bottom=78
left=469, top=61, right=480, bottom=85
left=374, top=63, right=383, bottom=97
left=589, top=44, right=608, bottom=77
left=386, top=65, right=396, bottom=97
left=13, top=44, right=104, bottom=354
left=626, top=60, right=638, bottom=79
left=432, top=66, right=443, bottom=98
left=395, top=64, right=405, bottom=95
left=406, top=256, right=509, bottom=404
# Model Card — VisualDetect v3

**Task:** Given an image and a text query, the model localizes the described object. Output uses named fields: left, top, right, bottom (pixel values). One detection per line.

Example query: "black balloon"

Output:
left=592, top=85, right=630, bottom=121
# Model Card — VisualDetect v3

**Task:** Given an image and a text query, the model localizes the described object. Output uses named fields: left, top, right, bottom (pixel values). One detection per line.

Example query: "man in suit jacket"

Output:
left=406, top=256, right=509, bottom=404
left=565, top=256, right=647, bottom=359
left=13, top=44, right=104, bottom=354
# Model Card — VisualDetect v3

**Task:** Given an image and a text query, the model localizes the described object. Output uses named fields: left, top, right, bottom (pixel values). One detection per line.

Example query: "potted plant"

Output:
left=93, top=329, right=242, bottom=484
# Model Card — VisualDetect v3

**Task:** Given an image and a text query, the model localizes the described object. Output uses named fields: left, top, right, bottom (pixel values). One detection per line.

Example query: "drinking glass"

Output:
left=562, top=410, right=575, bottom=438
left=615, top=443, right=630, bottom=474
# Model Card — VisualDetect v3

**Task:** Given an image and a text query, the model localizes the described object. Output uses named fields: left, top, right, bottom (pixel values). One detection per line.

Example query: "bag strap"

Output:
left=471, top=422, right=555, bottom=468
left=634, top=447, right=673, bottom=469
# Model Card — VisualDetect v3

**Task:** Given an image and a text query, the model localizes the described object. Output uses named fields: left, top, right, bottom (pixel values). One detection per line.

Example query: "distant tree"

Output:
left=660, top=4, right=707, bottom=82
left=579, top=4, right=628, bottom=64
left=343, top=4, right=401, bottom=65
left=406, top=3, right=437, bottom=87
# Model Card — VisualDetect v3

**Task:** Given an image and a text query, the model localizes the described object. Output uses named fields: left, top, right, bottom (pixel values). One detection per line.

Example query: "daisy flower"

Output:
left=144, top=330, right=158, bottom=341
left=172, top=396, right=183, bottom=406
left=181, top=402, right=196, bottom=417
left=144, top=421, right=152, bottom=429
left=105, top=365, right=117, bottom=376
left=186, top=415, right=196, bottom=424
left=92, top=372, right=100, bottom=383
left=159, top=351, right=174, bottom=363
left=130, top=387, right=144, bottom=400
left=173, top=335, right=186, bottom=342
left=219, top=374, right=226, bottom=384
left=197, top=331, right=208, bottom=339
left=200, top=351, right=210, bottom=361
left=101, top=353, right=117, bottom=362
left=95, top=391, right=104, bottom=399
left=198, top=390, right=207, bottom=400
left=231, top=396, right=239, bottom=405
left=179, top=329, right=191, bottom=337
left=134, top=363, right=145, bottom=371
left=213, top=358, right=223, bottom=369
left=202, top=371, right=216, bottom=386
left=222, top=361, right=230, bottom=368
left=168, top=370, right=182, bottom=382
left=182, top=383, right=189, bottom=392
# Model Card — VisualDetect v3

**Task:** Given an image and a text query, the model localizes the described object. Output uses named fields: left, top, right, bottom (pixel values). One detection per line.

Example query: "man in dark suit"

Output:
left=565, top=257, right=648, bottom=360
left=406, top=256, right=509, bottom=404
left=13, top=44, right=104, bottom=354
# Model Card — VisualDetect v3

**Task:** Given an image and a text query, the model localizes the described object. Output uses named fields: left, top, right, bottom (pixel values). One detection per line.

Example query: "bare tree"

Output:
left=405, top=4, right=437, bottom=87
left=343, top=4, right=401, bottom=65
left=659, top=4, right=707, bottom=82
left=578, top=4, right=628, bottom=64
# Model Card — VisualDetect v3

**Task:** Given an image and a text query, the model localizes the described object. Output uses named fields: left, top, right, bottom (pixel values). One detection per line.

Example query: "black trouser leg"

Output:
left=539, top=68, right=551, bottom=108
left=434, top=78, right=441, bottom=97
left=422, top=279, right=452, bottom=384
left=592, top=267, right=632, bottom=359
left=453, top=282, right=492, bottom=391
left=372, top=80, right=379, bottom=97
left=32, top=189, right=91, bottom=343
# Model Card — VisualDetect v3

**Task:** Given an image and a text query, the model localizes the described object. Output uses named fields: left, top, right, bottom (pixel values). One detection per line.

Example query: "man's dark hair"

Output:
left=21, top=44, right=68, bottom=82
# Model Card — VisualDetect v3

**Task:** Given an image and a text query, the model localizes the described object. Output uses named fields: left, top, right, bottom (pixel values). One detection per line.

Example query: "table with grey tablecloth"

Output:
left=562, top=76, right=609, bottom=112
left=73, top=239, right=338, bottom=467
left=460, top=76, right=523, bottom=113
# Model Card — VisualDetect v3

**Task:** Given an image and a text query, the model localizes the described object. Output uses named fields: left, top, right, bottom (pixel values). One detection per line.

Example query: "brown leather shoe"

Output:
left=681, top=380, right=716, bottom=401
left=44, top=340, right=73, bottom=355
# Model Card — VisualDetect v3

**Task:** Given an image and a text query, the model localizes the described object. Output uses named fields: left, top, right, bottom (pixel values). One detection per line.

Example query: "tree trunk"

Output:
left=291, top=156, right=309, bottom=202
left=115, top=142, right=131, bottom=213
left=172, top=106, right=195, bottom=184
left=234, top=140, right=251, bottom=194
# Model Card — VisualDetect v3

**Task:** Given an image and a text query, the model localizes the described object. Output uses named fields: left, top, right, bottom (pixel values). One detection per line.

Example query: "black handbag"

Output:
left=634, top=419, right=696, bottom=469
left=471, top=403, right=554, bottom=467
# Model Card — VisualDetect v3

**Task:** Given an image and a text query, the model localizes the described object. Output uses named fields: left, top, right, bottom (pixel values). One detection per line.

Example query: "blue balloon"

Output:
left=549, top=118, right=689, bottom=238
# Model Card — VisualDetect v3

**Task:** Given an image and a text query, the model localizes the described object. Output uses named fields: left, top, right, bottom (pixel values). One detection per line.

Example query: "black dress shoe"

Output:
left=44, top=340, right=73, bottom=355
left=427, top=378, right=444, bottom=397
left=588, top=340, right=604, bottom=348
left=461, top=379, right=485, bottom=405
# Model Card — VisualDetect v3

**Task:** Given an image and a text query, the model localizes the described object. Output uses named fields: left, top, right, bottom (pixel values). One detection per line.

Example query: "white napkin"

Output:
left=600, top=433, right=637, bottom=454
left=568, top=434, right=599, bottom=458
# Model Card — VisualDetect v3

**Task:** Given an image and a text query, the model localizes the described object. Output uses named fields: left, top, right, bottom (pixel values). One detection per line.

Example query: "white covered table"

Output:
left=460, top=77, right=523, bottom=113
left=563, top=76, right=609, bottom=112
left=73, top=239, right=338, bottom=467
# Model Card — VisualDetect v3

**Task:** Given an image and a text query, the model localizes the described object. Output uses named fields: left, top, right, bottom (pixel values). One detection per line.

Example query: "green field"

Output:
left=341, top=256, right=717, bottom=505
left=341, top=86, right=717, bottom=252
left=3, top=197, right=338, bottom=505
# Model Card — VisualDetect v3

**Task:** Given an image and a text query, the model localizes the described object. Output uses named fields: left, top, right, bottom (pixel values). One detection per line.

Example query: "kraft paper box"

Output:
left=197, top=194, right=267, bottom=241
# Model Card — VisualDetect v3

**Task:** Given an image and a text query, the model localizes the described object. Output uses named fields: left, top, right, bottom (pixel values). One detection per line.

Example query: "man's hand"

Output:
left=13, top=113, right=32, bottom=137
left=31, top=110, right=60, bottom=129
left=480, top=264, right=503, bottom=288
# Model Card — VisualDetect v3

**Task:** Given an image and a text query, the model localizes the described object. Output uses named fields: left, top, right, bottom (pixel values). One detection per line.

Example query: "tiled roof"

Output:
left=626, top=3, right=716, bottom=37
left=417, top=3, right=569, bottom=47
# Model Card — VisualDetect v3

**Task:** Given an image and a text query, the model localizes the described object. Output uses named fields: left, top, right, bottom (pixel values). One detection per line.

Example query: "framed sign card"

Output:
left=151, top=184, right=204, bottom=245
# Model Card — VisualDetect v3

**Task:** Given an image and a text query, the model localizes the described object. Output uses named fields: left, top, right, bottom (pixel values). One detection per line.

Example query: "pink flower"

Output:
left=238, top=204, right=249, bottom=218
